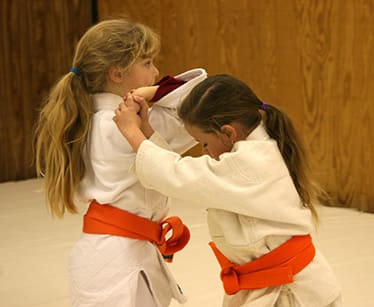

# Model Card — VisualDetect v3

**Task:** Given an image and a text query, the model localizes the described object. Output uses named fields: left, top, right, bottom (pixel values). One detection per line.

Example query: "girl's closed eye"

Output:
left=194, top=138, right=207, bottom=148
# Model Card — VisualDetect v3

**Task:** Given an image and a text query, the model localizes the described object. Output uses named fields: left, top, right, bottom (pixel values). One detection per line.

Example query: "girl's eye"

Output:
left=145, top=60, right=152, bottom=67
left=202, top=143, right=208, bottom=148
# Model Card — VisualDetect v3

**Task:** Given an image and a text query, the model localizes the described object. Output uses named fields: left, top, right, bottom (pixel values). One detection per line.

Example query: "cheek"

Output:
left=139, top=73, right=155, bottom=87
left=211, top=143, right=231, bottom=159
left=132, top=78, right=150, bottom=89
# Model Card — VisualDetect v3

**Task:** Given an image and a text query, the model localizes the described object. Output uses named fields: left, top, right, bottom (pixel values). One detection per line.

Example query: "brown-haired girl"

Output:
left=34, top=18, right=207, bottom=306
left=114, top=74, right=342, bottom=306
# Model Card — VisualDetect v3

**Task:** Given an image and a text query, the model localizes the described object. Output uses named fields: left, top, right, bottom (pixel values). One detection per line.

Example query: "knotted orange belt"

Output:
left=209, top=234, right=315, bottom=295
left=83, top=200, right=190, bottom=262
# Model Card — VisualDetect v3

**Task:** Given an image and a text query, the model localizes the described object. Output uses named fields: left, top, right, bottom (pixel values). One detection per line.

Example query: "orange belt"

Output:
left=83, top=200, right=190, bottom=262
left=209, top=235, right=315, bottom=295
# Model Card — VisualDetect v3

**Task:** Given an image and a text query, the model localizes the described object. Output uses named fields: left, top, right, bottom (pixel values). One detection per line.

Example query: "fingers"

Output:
left=123, top=93, right=133, bottom=106
left=132, top=95, right=149, bottom=115
left=116, top=101, right=126, bottom=113
left=121, top=94, right=140, bottom=113
left=133, top=95, right=148, bottom=108
left=115, top=105, right=122, bottom=116
left=132, top=94, right=145, bottom=103
left=117, top=92, right=149, bottom=118
left=138, top=100, right=149, bottom=119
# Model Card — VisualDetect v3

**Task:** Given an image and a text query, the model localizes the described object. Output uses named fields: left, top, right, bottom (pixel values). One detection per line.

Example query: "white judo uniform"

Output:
left=69, top=68, right=207, bottom=307
left=131, top=124, right=342, bottom=307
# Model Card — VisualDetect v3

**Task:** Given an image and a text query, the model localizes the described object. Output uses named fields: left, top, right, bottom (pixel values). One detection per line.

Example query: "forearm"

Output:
left=123, top=127, right=147, bottom=152
left=131, top=86, right=159, bottom=102
left=141, top=121, right=155, bottom=139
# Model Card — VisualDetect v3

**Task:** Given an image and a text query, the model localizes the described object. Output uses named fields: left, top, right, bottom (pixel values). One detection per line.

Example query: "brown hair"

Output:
left=179, top=74, right=325, bottom=222
left=33, top=19, right=160, bottom=217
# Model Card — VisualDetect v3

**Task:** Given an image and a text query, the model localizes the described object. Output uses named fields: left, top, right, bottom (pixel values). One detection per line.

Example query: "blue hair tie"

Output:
left=260, top=101, right=268, bottom=110
left=70, top=67, right=81, bottom=76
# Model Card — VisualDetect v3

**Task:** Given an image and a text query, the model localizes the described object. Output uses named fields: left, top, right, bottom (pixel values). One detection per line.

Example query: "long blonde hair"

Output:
left=34, top=19, right=160, bottom=217
left=179, top=74, right=326, bottom=223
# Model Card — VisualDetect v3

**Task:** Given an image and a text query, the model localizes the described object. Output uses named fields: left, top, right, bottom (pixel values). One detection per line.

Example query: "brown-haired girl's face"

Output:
left=185, top=124, right=233, bottom=160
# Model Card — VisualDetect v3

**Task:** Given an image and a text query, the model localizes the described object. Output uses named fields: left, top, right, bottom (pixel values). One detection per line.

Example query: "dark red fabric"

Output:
left=150, top=75, right=187, bottom=102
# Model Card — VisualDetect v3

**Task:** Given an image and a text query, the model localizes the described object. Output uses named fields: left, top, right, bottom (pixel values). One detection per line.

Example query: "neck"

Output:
left=103, top=82, right=128, bottom=97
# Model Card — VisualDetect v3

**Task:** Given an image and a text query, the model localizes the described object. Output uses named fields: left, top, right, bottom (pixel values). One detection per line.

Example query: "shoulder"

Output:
left=223, top=139, right=289, bottom=182
left=89, top=100, right=133, bottom=157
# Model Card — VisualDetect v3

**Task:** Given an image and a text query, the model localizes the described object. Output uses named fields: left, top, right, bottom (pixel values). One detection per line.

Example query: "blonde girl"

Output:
left=113, top=74, right=342, bottom=306
left=34, top=18, right=207, bottom=307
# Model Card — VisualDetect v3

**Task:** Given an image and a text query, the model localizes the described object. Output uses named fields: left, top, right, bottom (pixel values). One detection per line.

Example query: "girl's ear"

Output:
left=107, top=66, right=125, bottom=84
left=220, top=124, right=238, bottom=144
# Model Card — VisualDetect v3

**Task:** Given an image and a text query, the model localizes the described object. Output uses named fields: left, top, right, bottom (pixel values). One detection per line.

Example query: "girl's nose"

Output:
left=153, top=65, right=159, bottom=78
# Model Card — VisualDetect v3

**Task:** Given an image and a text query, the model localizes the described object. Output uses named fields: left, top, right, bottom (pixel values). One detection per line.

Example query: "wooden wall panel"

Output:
left=0, top=0, right=92, bottom=182
left=2, top=0, right=371, bottom=212
left=98, top=0, right=374, bottom=212
left=296, top=0, right=374, bottom=211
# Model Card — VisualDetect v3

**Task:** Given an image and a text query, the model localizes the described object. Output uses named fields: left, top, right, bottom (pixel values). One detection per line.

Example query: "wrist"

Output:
left=123, top=127, right=147, bottom=152
left=142, top=123, right=155, bottom=139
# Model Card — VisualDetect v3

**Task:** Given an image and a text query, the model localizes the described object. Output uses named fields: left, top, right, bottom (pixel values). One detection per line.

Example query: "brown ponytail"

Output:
left=262, top=104, right=324, bottom=222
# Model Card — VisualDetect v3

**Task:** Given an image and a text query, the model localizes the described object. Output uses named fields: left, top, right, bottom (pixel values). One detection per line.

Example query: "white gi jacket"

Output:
left=69, top=68, right=207, bottom=307
left=132, top=124, right=342, bottom=307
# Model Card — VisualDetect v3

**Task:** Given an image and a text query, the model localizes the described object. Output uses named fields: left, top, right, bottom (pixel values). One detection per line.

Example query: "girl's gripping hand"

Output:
left=132, top=94, right=154, bottom=138
left=113, top=94, right=153, bottom=151
left=114, top=94, right=141, bottom=134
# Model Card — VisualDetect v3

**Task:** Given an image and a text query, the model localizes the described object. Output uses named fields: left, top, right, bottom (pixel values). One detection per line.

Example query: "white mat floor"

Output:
left=1, top=179, right=374, bottom=306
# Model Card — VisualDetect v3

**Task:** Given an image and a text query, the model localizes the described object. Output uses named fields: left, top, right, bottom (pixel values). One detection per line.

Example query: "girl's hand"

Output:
left=131, top=94, right=155, bottom=138
left=114, top=94, right=141, bottom=135
left=113, top=94, right=153, bottom=152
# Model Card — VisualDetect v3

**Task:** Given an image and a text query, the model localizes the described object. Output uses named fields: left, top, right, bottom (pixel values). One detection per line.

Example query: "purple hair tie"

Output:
left=260, top=101, right=268, bottom=110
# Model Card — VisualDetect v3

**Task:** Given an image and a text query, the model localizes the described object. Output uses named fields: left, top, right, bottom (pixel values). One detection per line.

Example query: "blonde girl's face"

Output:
left=185, top=124, right=233, bottom=160
left=124, top=57, right=159, bottom=91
